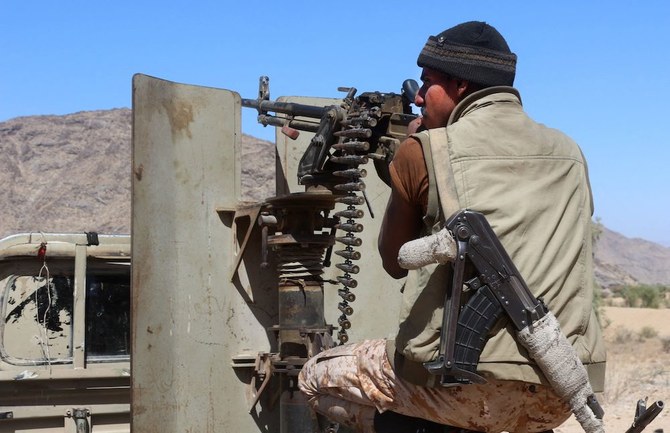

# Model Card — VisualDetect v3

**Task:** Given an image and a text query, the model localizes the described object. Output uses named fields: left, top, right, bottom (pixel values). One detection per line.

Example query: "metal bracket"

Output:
left=217, top=204, right=264, bottom=284
left=247, top=352, right=274, bottom=414
left=66, top=408, right=91, bottom=433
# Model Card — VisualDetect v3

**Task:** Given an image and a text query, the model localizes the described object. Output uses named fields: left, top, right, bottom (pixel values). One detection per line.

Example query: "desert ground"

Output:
left=554, top=307, right=669, bottom=433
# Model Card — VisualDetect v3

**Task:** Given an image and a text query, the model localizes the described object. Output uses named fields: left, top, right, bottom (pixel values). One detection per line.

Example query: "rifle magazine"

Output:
left=453, top=285, right=504, bottom=377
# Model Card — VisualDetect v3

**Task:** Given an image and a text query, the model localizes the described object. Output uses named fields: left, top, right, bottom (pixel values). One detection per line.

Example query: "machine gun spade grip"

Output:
left=402, top=79, right=419, bottom=106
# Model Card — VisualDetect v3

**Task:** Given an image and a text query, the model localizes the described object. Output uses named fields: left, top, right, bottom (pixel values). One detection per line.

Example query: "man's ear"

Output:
left=456, top=79, right=470, bottom=95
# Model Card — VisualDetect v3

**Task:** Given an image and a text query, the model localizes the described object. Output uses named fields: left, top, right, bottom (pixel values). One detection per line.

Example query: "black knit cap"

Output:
left=417, top=21, right=517, bottom=87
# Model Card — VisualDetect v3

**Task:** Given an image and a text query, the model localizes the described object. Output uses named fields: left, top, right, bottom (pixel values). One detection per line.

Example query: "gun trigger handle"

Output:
left=281, top=125, right=300, bottom=140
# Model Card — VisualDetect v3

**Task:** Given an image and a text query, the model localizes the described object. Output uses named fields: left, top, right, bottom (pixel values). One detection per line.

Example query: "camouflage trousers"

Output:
left=298, top=339, right=571, bottom=433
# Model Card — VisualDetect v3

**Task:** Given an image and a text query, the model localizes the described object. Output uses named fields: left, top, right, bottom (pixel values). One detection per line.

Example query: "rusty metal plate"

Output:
left=132, top=74, right=278, bottom=432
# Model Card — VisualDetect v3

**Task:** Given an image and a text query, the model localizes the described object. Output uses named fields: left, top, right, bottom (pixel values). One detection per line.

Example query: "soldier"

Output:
left=299, top=21, right=606, bottom=433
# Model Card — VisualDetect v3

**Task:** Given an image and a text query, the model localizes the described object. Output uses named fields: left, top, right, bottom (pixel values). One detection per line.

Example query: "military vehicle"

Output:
left=0, top=233, right=130, bottom=432
left=0, top=74, right=662, bottom=433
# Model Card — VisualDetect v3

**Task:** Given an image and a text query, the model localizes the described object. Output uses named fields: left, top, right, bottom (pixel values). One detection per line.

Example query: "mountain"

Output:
left=595, top=226, right=670, bottom=287
left=1, top=109, right=669, bottom=289
left=0, top=109, right=273, bottom=238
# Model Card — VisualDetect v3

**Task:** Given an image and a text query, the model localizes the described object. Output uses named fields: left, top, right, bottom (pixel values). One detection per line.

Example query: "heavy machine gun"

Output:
left=242, top=76, right=419, bottom=189
left=243, top=77, right=419, bottom=345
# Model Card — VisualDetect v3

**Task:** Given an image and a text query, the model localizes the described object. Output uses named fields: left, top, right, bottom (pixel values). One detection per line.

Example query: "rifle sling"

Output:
left=411, top=128, right=460, bottom=229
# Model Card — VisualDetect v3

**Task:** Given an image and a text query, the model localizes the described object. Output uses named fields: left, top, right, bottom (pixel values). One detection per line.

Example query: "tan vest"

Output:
left=390, top=87, right=606, bottom=391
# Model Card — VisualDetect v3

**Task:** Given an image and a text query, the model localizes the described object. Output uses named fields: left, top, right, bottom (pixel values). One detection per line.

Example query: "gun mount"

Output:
left=129, top=74, right=413, bottom=433
left=241, top=76, right=420, bottom=347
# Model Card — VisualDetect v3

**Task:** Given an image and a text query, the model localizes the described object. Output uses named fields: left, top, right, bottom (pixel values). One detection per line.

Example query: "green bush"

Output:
left=621, top=285, right=663, bottom=308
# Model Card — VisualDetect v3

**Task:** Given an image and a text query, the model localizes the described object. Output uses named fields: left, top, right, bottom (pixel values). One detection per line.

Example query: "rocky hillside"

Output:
left=595, top=226, right=670, bottom=287
left=1, top=109, right=669, bottom=289
left=0, top=109, right=273, bottom=238
left=1, top=109, right=132, bottom=236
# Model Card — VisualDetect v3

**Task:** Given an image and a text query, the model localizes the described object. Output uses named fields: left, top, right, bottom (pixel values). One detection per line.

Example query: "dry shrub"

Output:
left=613, top=327, right=634, bottom=344
left=662, top=337, right=670, bottom=353
left=638, top=326, right=658, bottom=340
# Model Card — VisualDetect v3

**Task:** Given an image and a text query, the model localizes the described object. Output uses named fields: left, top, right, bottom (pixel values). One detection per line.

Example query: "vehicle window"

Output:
left=86, top=273, right=130, bottom=359
left=2, top=274, right=74, bottom=362
left=1, top=261, right=130, bottom=365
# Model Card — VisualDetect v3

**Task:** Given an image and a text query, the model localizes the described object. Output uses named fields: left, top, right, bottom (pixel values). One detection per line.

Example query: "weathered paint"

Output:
left=133, top=75, right=283, bottom=432
left=131, top=78, right=404, bottom=432
left=0, top=233, right=131, bottom=432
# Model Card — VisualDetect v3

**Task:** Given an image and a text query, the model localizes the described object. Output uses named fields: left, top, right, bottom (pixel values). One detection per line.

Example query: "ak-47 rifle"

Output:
left=242, top=76, right=419, bottom=189
left=400, top=210, right=609, bottom=430
left=399, top=210, right=666, bottom=433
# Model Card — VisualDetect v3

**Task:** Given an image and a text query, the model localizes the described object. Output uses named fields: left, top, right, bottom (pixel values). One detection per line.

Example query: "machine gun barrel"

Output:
left=241, top=98, right=329, bottom=120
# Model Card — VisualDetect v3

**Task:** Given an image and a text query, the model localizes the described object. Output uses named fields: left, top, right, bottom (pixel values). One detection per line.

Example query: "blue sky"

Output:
left=3, top=1, right=669, bottom=245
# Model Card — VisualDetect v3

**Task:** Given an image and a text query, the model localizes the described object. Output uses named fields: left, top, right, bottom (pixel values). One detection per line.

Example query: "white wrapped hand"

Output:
left=397, top=227, right=457, bottom=270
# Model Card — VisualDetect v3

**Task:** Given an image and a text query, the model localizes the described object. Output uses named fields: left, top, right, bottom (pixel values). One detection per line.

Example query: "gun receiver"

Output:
left=242, top=76, right=419, bottom=188
left=423, top=210, right=549, bottom=385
